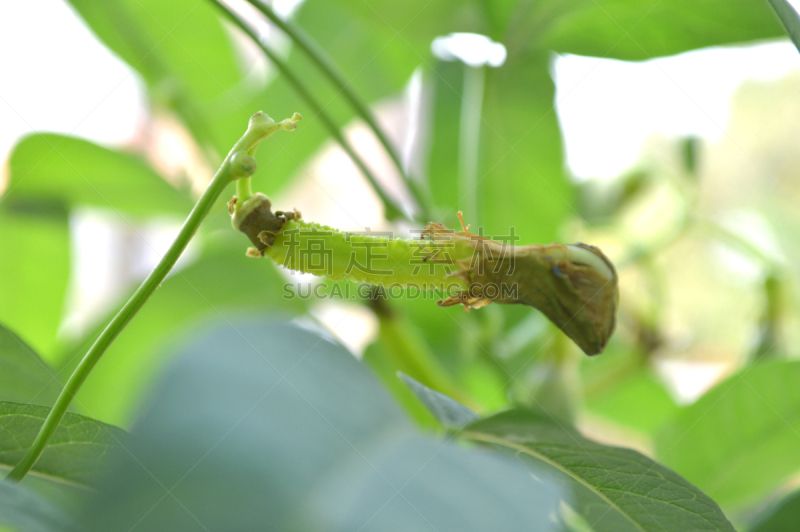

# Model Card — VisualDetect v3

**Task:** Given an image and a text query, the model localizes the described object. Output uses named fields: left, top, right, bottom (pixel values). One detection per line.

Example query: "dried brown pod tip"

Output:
left=433, top=222, right=618, bottom=356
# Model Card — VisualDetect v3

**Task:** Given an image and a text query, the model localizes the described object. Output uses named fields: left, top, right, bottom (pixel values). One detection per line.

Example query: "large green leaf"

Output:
left=65, top=0, right=244, bottom=155
left=0, top=402, right=125, bottom=487
left=328, top=0, right=486, bottom=51
left=6, top=134, right=192, bottom=218
left=78, top=319, right=564, bottom=530
left=0, top=209, right=70, bottom=360
left=478, top=52, right=573, bottom=245
left=656, top=360, right=800, bottom=511
left=66, top=0, right=241, bottom=101
left=585, top=369, right=678, bottom=435
left=464, top=409, right=735, bottom=532
left=56, top=237, right=307, bottom=426
left=0, top=481, right=74, bottom=532
left=425, top=59, right=467, bottom=218
left=422, top=55, right=572, bottom=242
left=331, top=0, right=783, bottom=62
left=0, top=324, right=62, bottom=406
left=535, top=0, right=783, bottom=60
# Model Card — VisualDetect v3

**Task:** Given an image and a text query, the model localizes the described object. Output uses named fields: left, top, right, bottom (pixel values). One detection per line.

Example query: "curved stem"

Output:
left=245, top=0, right=433, bottom=220
left=210, top=0, right=407, bottom=221
left=6, top=112, right=297, bottom=483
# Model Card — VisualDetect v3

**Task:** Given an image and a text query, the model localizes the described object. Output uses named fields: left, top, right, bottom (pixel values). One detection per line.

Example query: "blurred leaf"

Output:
left=398, top=372, right=480, bottom=429
left=326, top=0, right=485, bottom=50
left=0, top=402, right=125, bottom=488
left=328, top=1, right=783, bottom=63
left=57, top=236, right=308, bottom=426
left=6, top=134, right=192, bottom=218
left=534, top=0, right=784, bottom=60
left=67, top=0, right=241, bottom=100
left=680, top=136, right=702, bottom=178
left=387, top=295, right=514, bottom=412
left=0, top=323, right=62, bottom=406
left=66, top=0, right=243, bottom=155
left=0, top=481, right=74, bottom=532
left=479, top=0, right=520, bottom=37
left=425, top=59, right=464, bottom=215
left=751, top=489, right=800, bottom=532
left=464, top=409, right=735, bottom=531
left=578, top=170, right=651, bottom=225
left=586, top=370, right=678, bottom=435
left=478, top=52, right=573, bottom=244
left=0, top=210, right=70, bottom=360
left=767, top=0, right=800, bottom=54
left=361, top=341, right=439, bottom=429
left=79, top=319, right=564, bottom=531
left=527, top=361, right=578, bottom=422
left=657, top=360, right=800, bottom=511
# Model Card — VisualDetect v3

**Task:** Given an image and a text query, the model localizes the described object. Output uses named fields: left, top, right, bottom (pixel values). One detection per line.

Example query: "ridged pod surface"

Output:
left=233, top=194, right=619, bottom=355
left=264, top=220, right=474, bottom=290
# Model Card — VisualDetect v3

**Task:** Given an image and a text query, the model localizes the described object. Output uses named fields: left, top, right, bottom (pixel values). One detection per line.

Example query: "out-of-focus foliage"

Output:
left=750, top=489, right=800, bottom=532
left=78, top=320, right=564, bottom=531
left=1, top=0, right=799, bottom=529
left=0, top=482, right=74, bottom=532
left=657, top=361, right=800, bottom=511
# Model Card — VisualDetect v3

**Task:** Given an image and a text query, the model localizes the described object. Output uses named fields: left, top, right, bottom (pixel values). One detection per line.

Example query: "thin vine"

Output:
left=5, top=112, right=301, bottom=483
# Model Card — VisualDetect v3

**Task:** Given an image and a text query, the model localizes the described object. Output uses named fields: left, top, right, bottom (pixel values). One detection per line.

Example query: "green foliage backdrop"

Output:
left=1, top=0, right=799, bottom=530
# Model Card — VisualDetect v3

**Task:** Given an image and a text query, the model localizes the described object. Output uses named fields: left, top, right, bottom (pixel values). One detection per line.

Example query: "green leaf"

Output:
left=0, top=324, right=62, bottom=406
left=6, top=134, right=192, bottom=218
left=0, top=209, right=70, bottom=360
left=533, top=0, right=784, bottom=60
left=425, top=59, right=466, bottom=216
left=751, top=489, right=800, bottom=532
left=78, top=319, right=564, bottom=530
left=478, top=53, right=573, bottom=245
left=464, top=409, right=735, bottom=532
left=56, top=237, right=308, bottom=425
left=327, top=0, right=486, bottom=51
left=656, top=360, right=800, bottom=511
left=586, top=370, right=678, bottom=435
left=65, top=0, right=243, bottom=155
left=0, top=401, right=125, bottom=488
left=67, top=0, right=241, bottom=101
left=0, top=481, right=74, bottom=532
left=361, top=341, right=439, bottom=429
left=398, top=372, right=480, bottom=429
left=767, top=0, right=800, bottom=54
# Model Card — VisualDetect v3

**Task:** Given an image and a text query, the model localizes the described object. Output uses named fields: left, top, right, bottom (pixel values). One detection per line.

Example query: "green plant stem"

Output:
left=210, top=0, right=407, bottom=221
left=237, top=176, right=253, bottom=204
left=244, top=0, right=433, bottom=220
left=6, top=112, right=296, bottom=483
